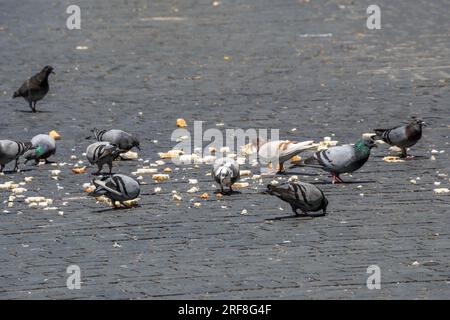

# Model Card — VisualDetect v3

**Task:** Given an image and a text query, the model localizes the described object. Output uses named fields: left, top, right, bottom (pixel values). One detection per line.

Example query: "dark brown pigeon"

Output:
left=373, top=118, right=424, bottom=158
left=266, top=182, right=328, bottom=217
left=13, top=66, right=54, bottom=113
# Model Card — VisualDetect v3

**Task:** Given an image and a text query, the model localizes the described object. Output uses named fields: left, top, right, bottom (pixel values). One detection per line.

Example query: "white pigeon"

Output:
left=257, top=140, right=316, bottom=174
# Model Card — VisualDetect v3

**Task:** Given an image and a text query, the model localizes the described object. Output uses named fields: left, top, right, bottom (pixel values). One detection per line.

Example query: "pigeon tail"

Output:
left=372, top=129, right=387, bottom=141
left=12, top=91, right=20, bottom=98
left=303, top=155, right=319, bottom=165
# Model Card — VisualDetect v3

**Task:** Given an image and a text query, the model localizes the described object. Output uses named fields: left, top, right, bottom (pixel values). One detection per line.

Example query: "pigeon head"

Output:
left=354, top=139, right=377, bottom=154
left=23, top=150, right=36, bottom=163
left=103, top=143, right=119, bottom=156
left=266, top=184, right=276, bottom=194
left=23, top=145, right=45, bottom=163
left=132, top=136, right=141, bottom=151
left=42, top=66, right=55, bottom=76
left=266, top=183, right=283, bottom=196
left=411, top=118, right=425, bottom=127
left=89, top=176, right=110, bottom=197
left=88, top=186, right=107, bottom=197
left=218, top=166, right=233, bottom=186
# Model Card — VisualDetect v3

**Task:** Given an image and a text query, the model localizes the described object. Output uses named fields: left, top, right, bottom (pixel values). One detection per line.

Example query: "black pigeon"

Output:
left=13, top=66, right=54, bottom=113
left=373, top=118, right=424, bottom=158
left=266, top=182, right=328, bottom=217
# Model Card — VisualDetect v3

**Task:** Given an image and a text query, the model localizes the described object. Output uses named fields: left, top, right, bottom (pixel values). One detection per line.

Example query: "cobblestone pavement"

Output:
left=0, top=0, right=449, bottom=299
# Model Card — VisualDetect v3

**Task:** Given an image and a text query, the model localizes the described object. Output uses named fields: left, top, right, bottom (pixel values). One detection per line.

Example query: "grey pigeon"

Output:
left=91, top=128, right=140, bottom=152
left=13, top=66, right=54, bottom=113
left=86, top=142, right=122, bottom=175
left=0, top=140, right=33, bottom=172
left=266, top=181, right=328, bottom=217
left=24, top=134, right=56, bottom=165
left=212, top=158, right=240, bottom=193
left=373, top=118, right=424, bottom=158
left=89, top=174, right=140, bottom=208
left=293, top=139, right=377, bottom=183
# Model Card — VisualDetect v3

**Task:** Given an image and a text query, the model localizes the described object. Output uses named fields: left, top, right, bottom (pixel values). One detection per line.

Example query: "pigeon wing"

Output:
left=316, top=145, right=355, bottom=172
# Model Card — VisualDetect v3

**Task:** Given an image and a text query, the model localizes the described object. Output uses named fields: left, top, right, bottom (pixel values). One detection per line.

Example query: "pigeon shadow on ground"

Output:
left=2, top=169, right=33, bottom=174
left=275, top=171, right=321, bottom=177
left=94, top=205, right=141, bottom=213
left=265, top=215, right=315, bottom=221
left=15, top=109, right=52, bottom=114
left=372, top=154, right=428, bottom=160
left=91, top=172, right=116, bottom=176
left=215, top=189, right=242, bottom=195
left=25, top=162, right=56, bottom=168
left=312, top=179, right=376, bottom=185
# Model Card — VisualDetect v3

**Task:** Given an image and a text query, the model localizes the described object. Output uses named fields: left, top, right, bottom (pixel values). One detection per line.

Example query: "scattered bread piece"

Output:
left=49, top=130, right=61, bottom=140
left=72, top=167, right=87, bottom=174
left=434, top=188, right=449, bottom=194
left=383, top=156, right=405, bottom=163
left=158, top=150, right=183, bottom=159
left=120, top=151, right=138, bottom=160
left=233, top=182, right=249, bottom=189
left=84, top=185, right=96, bottom=193
left=134, top=168, right=158, bottom=175
left=153, top=174, right=170, bottom=182
left=240, top=170, right=252, bottom=176
left=176, top=118, right=187, bottom=128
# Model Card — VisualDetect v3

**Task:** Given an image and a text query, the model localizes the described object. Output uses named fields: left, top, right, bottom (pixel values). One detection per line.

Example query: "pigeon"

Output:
left=373, top=118, right=424, bottom=158
left=89, top=174, right=140, bottom=208
left=91, top=128, right=140, bottom=152
left=292, top=139, right=377, bottom=183
left=23, top=134, right=56, bottom=165
left=86, top=142, right=122, bottom=175
left=266, top=181, right=328, bottom=217
left=0, top=140, right=33, bottom=172
left=257, top=139, right=316, bottom=174
left=212, top=157, right=240, bottom=193
left=13, top=66, right=54, bottom=113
